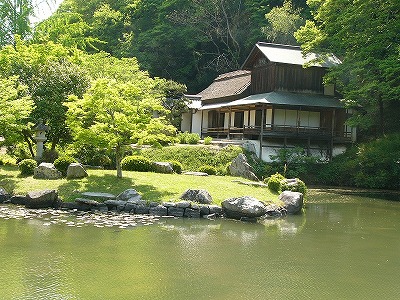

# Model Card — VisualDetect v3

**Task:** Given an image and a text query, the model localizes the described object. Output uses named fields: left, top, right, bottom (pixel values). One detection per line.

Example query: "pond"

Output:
left=1, top=192, right=400, bottom=300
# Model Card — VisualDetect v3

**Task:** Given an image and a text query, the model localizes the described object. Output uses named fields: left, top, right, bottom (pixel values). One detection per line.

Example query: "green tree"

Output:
left=33, top=12, right=102, bottom=50
left=0, top=38, right=90, bottom=150
left=295, top=0, right=400, bottom=137
left=262, top=0, right=305, bottom=45
left=0, top=0, right=56, bottom=46
left=66, top=77, right=174, bottom=178
left=0, top=76, right=33, bottom=147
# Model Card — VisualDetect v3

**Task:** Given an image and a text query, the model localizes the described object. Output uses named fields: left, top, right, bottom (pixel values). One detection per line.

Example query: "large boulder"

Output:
left=116, top=189, right=141, bottom=201
left=34, top=163, right=62, bottom=179
left=66, top=163, right=88, bottom=179
left=180, top=189, right=212, bottom=204
left=229, top=154, right=259, bottom=181
left=279, top=191, right=303, bottom=214
left=222, top=196, right=267, bottom=219
left=0, top=187, right=10, bottom=203
left=25, top=190, right=59, bottom=209
left=152, top=162, right=174, bottom=174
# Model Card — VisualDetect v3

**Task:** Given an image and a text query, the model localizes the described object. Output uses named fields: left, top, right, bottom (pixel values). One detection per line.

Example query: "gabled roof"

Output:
left=242, top=42, right=341, bottom=69
left=197, top=70, right=251, bottom=100
left=199, top=92, right=344, bottom=110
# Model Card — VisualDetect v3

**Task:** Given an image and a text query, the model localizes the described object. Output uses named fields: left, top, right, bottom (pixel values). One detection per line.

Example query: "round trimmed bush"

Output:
left=186, top=133, right=200, bottom=144
left=204, top=136, right=213, bottom=145
left=198, top=165, right=217, bottom=175
left=266, top=173, right=285, bottom=193
left=54, top=156, right=77, bottom=176
left=281, top=178, right=307, bottom=195
left=121, top=155, right=154, bottom=172
left=18, top=159, right=37, bottom=176
left=170, top=161, right=183, bottom=174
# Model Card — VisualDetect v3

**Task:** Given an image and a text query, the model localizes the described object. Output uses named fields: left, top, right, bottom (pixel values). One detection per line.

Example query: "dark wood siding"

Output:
left=250, top=63, right=326, bottom=94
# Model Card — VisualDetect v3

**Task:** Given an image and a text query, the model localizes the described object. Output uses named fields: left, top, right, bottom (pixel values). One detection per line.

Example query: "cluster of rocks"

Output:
left=1, top=186, right=304, bottom=223
left=33, top=162, right=88, bottom=180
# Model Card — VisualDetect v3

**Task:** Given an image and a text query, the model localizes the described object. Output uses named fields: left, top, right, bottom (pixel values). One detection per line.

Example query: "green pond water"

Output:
left=1, top=192, right=400, bottom=300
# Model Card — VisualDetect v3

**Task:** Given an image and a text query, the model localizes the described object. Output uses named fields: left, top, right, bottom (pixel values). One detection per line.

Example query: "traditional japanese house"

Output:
left=181, top=42, right=356, bottom=161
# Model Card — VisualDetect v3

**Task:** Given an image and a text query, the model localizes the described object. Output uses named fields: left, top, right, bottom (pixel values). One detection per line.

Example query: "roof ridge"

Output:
left=256, top=42, right=301, bottom=50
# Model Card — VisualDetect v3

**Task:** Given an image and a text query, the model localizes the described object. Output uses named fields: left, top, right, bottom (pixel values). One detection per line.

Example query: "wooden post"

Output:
left=259, top=106, right=265, bottom=159
left=228, top=107, right=232, bottom=139
left=200, top=110, right=204, bottom=138
left=330, top=109, right=336, bottom=160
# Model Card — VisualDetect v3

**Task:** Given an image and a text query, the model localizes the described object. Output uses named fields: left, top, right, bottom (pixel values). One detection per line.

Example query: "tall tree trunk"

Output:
left=22, top=129, right=35, bottom=158
left=115, top=144, right=123, bottom=178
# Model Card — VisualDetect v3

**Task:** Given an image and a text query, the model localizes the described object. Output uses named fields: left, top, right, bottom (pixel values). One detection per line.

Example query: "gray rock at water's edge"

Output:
left=149, top=205, right=168, bottom=216
left=162, top=202, right=176, bottom=208
left=184, top=208, right=200, bottom=218
left=75, top=198, right=102, bottom=207
left=222, top=196, right=267, bottom=219
left=199, top=205, right=210, bottom=216
left=25, top=190, right=58, bottom=209
left=81, top=192, right=116, bottom=201
left=168, top=207, right=185, bottom=217
left=104, top=199, right=127, bottom=207
left=0, top=187, right=10, bottom=203
left=209, top=205, right=223, bottom=215
left=66, top=163, right=88, bottom=179
left=116, top=189, right=139, bottom=201
left=264, top=204, right=287, bottom=217
left=279, top=191, right=303, bottom=215
left=124, top=202, right=137, bottom=212
left=10, top=195, right=28, bottom=205
left=229, top=154, right=259, bottom=181
left=127, top=199, right=146, bottom=206
left=180, top=189, right=213, bottom=204
left=34, top=163, right=62, bottom=179
left=176, top=201, right=191, bottom=208
left=153, top=162, right=174, bottom=174
left=135, top=205, right=150, bottom=214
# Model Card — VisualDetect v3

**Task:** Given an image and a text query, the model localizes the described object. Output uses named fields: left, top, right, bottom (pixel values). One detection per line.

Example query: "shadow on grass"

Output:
left=58, top=174, right=174, bottom=202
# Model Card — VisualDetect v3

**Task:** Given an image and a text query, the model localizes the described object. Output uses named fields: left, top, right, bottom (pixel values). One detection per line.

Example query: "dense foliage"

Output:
left=18, top=158, right=37, bottom=176
left=121, top=155, right=154, bottom=172
left=54, top=156, right=77, bottom=176
left=295, top=0, right=400, bottom=138
left=136, top=145, right=243, bottom=172
left=42, top=0, right=309, bottom=92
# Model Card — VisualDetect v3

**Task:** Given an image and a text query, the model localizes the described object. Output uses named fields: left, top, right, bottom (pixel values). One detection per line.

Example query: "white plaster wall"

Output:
left=249, top=110, right=256, bottom=127
left=191, top=111, right=202, bottom=135
left=224, top=113, right=229, bottom=128
left=266, top=108, right=272, bottom=127
left=181, top=112, right=191, bottom=132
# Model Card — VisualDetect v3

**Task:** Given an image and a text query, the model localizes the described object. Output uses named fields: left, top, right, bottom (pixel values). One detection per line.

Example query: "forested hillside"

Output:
left=33, top=0, right=309, bottom=92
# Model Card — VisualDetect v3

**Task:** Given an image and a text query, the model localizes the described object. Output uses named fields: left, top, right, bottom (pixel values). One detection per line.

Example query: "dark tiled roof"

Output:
left=197, top=70, right=251, bottom=100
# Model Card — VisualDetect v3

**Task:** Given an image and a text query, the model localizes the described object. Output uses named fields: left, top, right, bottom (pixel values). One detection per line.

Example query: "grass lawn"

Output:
left=0, top=165, right=280, bottom=205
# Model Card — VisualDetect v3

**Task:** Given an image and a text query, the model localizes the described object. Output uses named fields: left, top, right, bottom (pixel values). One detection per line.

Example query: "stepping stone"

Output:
left=80, top=192, right=116, bottom=201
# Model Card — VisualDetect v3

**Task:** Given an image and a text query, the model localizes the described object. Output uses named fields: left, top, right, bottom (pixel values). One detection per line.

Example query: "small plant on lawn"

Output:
left=18, top=159, right=37, bottom=176
left=121, top=155, right=154, bottom=172
left=265, top=173, right=285, bottom=193
left=204, top=136, right=213, bottom=145
left=198, top=165, right=217, bottom=175
left=54, top=156, right=77, bottom=176
left=186, top=133, right=200, bottom=144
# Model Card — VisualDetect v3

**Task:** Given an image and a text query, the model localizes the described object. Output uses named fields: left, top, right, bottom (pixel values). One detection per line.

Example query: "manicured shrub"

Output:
left=54, top=156, right=77, bottom=176
left=204, top=136, right=213, bottom=145
left=266, top=173, right=285, bottom=193
left=121, top=155, right=154, bottom=172
left=186, top=133, right=200, bottom=144
left=0, top=154, right=16, bottom=166
left=18, top=159, right=37, bottom=176
left=198, top=165, right=217, bottom=175
left=281, top=178, right=308, bottom=195
left=170, top=161, right=183, bottom=174
left=177, top=131, right=190, bottom=144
